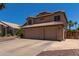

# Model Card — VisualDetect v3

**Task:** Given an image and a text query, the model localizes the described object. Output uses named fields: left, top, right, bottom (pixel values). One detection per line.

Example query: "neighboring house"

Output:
left=0, top=21, right=20, bottom=36
left=22, top=11, right=68, bottom=41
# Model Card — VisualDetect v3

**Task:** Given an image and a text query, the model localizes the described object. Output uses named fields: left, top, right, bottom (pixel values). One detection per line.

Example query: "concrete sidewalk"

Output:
left=44, top=39, right=79, bottom=51
left=38, top=39, right=79, bottom=56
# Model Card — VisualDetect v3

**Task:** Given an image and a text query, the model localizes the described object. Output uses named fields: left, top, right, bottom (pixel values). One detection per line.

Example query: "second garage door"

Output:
left=24, top=27, right=44, bottom=39
left=44, top=26, right=57, bottom=40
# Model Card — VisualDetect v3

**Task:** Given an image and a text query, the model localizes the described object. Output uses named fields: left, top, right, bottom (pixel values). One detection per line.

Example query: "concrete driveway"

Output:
left=0, top=38, right=79, bottom=56
left=0, top=38, right=53, bottom=56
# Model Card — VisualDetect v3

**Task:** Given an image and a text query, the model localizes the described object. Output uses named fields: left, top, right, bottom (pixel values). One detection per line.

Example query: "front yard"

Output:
left=0, top=38, right=79, bottom=56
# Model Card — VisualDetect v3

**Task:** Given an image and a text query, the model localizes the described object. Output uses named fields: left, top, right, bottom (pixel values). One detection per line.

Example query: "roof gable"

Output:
left=23, top=11, right=68, bottom=26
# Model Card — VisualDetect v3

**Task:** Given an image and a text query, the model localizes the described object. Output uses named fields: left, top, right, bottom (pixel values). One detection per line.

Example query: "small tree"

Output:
left=16, top=29, right=24, bottom=38
left=74, top=21, right=77, bottom=30
left=68, top=20, right=74, bottom=30
left=77, top=24, right=79, bottom=30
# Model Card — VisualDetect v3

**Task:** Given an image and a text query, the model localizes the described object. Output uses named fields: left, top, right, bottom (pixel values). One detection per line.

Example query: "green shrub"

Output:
left=16, top=29, right=24, bottom=37
left=68, top=29, right=76, bottom=33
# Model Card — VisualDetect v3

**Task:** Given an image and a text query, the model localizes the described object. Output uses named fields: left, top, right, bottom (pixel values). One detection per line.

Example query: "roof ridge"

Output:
left=27, top=11, right=64, bottom=19
left=0, top=21, right=19, bottom=26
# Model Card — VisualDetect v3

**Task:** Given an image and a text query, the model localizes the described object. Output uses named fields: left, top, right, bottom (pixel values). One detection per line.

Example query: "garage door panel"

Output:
left=24, top=27, right=43, bottom=39
left=45, top=26, right=57, bottom=40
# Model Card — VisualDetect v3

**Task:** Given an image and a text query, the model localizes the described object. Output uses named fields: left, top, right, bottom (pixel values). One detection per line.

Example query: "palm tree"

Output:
left=74, top=21, right=77, bottom=29
left=77, top=24, right=79, bottom=30
left=0, top=3, right=5, bottom=10
left=68, top=20, right=74, bottom=30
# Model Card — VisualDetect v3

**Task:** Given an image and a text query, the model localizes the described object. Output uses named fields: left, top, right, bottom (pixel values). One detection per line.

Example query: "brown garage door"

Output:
left=44, top=26, right=57, bottom=40
left=24, top=27, right=44, bottom=39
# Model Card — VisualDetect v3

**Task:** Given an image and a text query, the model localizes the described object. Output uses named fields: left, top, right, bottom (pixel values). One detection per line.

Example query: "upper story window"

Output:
left=54, top=15, right=60, bottom=21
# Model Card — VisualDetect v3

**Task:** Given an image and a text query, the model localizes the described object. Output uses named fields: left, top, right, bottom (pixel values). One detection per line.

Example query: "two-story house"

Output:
left=22, top=11, right=68, bottom=41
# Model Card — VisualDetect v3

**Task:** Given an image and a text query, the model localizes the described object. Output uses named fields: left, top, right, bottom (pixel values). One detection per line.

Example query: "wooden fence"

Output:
left=65, top=30, right=79, bottom=39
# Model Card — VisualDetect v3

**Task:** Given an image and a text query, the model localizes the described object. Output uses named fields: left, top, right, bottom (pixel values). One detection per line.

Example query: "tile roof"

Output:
left=0, top=22, right=7, bottom=26
left=22, top=22, right=64, bottom=28
left=28, top=11, right=64, bottom=18
left=0, top=21, right=20, bottom=29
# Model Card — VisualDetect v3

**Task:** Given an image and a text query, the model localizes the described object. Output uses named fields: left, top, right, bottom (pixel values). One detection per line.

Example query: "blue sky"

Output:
left=0, top=3, right=79, bottom=26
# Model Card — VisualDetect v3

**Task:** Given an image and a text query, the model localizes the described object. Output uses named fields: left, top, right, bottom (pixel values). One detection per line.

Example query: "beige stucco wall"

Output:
left=23, top=25, right=64, bottom=41
left=33, top=13, right=67, bottom=26
left=56, top=26, right=65, bottom=40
